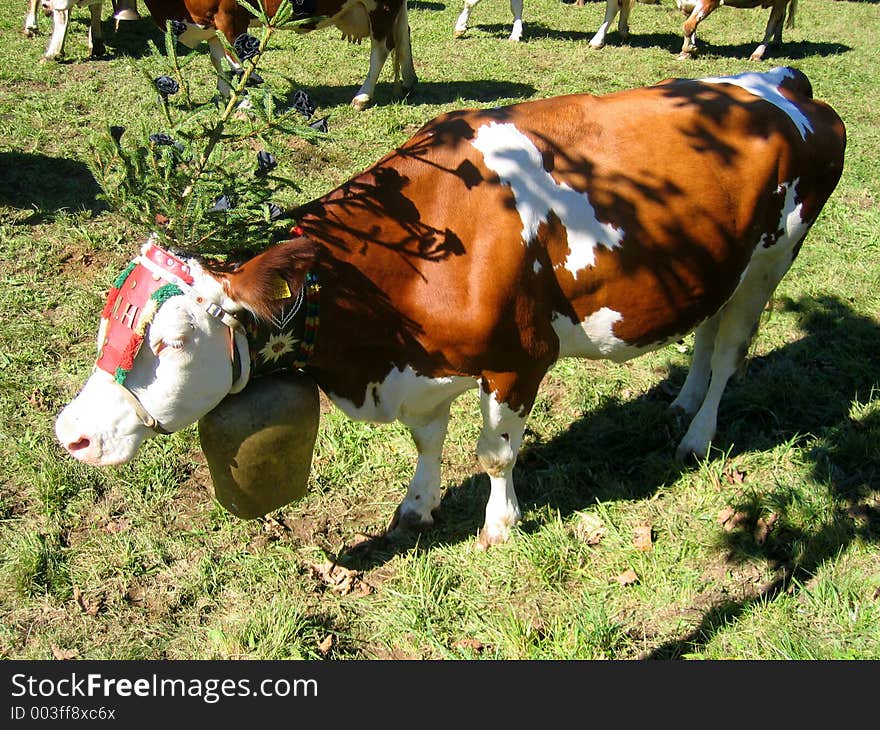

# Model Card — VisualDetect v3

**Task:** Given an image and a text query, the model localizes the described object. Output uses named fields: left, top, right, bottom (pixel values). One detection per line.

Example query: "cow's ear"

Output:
left=223, top=238, right=316, bottom=321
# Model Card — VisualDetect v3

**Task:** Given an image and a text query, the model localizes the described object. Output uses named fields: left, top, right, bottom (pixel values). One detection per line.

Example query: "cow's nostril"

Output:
left=68, top=437, right=91, bottom=453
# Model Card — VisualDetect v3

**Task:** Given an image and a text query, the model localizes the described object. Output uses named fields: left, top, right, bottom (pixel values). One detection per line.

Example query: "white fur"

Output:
left=472, top=122, right=624, bottom=274
left=701, top=68, right=813, bottom=140
left=55, top=267, right=242, bottom=466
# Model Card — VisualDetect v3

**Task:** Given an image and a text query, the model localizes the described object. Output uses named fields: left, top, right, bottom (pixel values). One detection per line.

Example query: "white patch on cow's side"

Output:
left=552, top=306, right=676, bottom=362
left=739, top=179, right=807, bottom=289
left=701, top=68, right=813, bottom=140
left=327, top=366, right=476, bottom=424
left=471, top=122, right=624, bottom=275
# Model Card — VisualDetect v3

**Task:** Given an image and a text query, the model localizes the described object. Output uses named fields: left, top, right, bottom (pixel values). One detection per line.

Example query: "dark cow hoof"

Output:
left=91, top=42, right=106, bottom=58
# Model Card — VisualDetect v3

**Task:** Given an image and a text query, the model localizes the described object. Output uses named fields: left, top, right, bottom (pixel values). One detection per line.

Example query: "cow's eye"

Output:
left=150, top=337, right=186, bottom=356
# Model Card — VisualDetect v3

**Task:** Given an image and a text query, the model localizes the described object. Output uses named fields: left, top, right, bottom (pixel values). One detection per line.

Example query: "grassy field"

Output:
left=1, top=0, right=879, bottom=660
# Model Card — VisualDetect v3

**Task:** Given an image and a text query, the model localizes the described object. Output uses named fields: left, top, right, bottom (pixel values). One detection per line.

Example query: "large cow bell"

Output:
left=198, top=372, right=320, bottom=519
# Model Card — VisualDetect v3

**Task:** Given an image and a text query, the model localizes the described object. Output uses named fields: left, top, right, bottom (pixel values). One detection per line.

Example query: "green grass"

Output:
left=1, top=0, right=879, bottom=660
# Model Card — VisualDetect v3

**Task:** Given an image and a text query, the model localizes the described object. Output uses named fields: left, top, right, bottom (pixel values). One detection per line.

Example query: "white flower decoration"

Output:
left=259, top=332, right=299, bottom=363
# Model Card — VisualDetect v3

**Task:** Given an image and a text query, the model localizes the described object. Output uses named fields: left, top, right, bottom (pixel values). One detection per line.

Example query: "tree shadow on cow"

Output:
left=0, top=152, right=105, bottom=222
left=337, top=294, right=880, bottom=649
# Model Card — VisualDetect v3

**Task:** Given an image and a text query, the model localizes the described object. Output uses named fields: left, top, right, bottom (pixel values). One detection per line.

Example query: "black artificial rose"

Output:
left=233, top=33, right=260, bottom=62
left=308, top=115, right=329, bottom=133
left=149, top=133, right=185, bottom=153
left=209, top=194, right=234, bottom=213
left=254, top=150, right=277, bottom=177
left=154, top=75, right=180, bottom=98
left=291, top=0, right=316, bottom=17
left=292, top=89, right=315, bottom=119
left=149, top=133, right=174, bottom=146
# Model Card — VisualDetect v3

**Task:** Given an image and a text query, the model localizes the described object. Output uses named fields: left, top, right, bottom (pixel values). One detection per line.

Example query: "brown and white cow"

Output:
left=26, top=0, right=107, bottom=60
left=37, top=0, right=417, bottom=109
left=589, top=0, right=798, bottom=60
left=55, top=68, right=845, bottom=549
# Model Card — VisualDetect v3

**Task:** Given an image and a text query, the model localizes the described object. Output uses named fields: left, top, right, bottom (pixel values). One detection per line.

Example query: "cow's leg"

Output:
left=476, top=388, right=529, bottom=549
left=42, top=8, right=70, bottom=60
left=589, top=0, right=621, bottom=49
left=670, top=313, right=720, bottom=417
left=749, top=0, right=790, bottom=61
left=453, top=0, right=482, bottom=39
left=207, top=36, right=236, bottom=98
left=391, top=400, right=455, bottom=531
left=87, top=2, right=104, bottom=57
left=617, top=0, right=635, bottom=41
left=679, top=0, right=720, bottom=59
left=508, top=0, right=524, bottom=42
left=392, top=2, right=418, bottom=95
left=351, top=36, right=390, bottom=111
left=25, top=0, right=40, bottom=36
left=675, top=251, right=796, bottom=462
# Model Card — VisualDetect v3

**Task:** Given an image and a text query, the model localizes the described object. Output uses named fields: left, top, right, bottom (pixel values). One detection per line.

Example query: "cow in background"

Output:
left=24, top=0, right=139, bottom=60
left=589, top=0, right=798, bottom=61
left=34, top=0, right=417, bottom=109
left=56, top=68, right=845, bottom=549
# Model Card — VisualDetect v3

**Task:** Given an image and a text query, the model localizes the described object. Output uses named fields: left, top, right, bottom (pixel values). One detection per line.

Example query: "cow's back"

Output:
left=296, top=69, right=844, bottom=371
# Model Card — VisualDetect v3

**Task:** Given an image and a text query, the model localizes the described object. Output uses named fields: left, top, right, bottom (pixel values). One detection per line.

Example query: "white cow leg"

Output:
left=476, top=390, right=526, bottom=549
left=508, top=0, right=524, bottom=42
left=453, top=0, right=482, bottom=39
left=25, top=0, right=40, bottom=36
left=43, top=9, right=70, bottom=60
left=207, top=36, right=239, bottom=100
left=352, top=37, right=389, bottom=111
left=670, top=313, right=720, bottom=417
left=675, top=255, right=794, bottom=462
left=87, top=3, right=104, bottom=57
left=391, top=401, right=454, bottom=532
left=589, top=0, right=620, bottom=49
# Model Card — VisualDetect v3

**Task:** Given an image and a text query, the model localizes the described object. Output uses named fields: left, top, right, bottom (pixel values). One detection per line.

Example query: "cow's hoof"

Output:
left=387, top=505, right=435, bottom=534
left=351, top=95, right=370, bottom=112
left=90, top=42, right=106, bottom=58
left=674, top=441, right=707, bottom=465
left=588, top=40, right=605, bottom=50
left=453, top=28, right=467, bottom=39
left=475, top=524, right=512, bottom=551
left=24, top=27, right=39, bottom=38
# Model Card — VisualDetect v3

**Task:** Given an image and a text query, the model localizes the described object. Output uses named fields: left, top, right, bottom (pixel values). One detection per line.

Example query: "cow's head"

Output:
left=55, top=240, right=251, bottom=466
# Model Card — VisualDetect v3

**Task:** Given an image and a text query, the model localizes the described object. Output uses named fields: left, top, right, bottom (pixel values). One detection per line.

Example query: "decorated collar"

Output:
left=245, top=271, right=320, bottom=377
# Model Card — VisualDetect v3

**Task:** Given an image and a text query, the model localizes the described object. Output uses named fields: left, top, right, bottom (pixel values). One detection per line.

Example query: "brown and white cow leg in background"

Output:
left=748, top=0, right=796, bottom=62
left=25, top=0, right=40, bottom=36
left=589, top=0, right=635, bottom=49
left=40, top=0, right=105, bottom=60
left=454, top=0, right=524, bottom=42
left=476, top=389, right=527, bottom=549
left=351, top=2, right=417, bottom=110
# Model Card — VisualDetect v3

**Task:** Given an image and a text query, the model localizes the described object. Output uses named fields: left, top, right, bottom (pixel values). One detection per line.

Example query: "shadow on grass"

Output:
left=596, top=32, right=851, bottom=60
left=339, top=294, right=880, bottom=653
left=275, top=79, right=538, bottom=110
left=0, top=152, right=105, bottom=222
